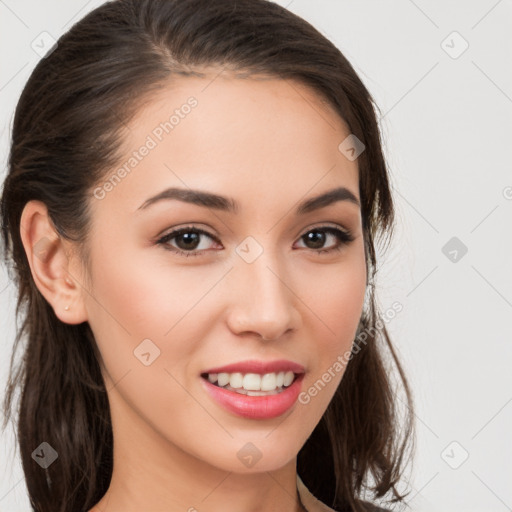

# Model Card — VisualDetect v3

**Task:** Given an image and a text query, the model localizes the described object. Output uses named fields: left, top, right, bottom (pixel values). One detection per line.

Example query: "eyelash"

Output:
left=156, top=225, right=355, bottom=258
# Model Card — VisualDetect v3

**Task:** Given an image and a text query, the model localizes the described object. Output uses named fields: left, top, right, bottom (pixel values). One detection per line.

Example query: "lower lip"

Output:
left=200, top=374, right=305, bottom=420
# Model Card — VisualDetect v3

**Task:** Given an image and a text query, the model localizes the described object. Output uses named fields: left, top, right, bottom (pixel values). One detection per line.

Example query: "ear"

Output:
left=19, top=200, right=88, bottom=325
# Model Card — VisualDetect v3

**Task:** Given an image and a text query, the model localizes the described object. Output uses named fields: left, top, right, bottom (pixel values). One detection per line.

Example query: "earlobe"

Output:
left=19, top=200, right=88, bottom=325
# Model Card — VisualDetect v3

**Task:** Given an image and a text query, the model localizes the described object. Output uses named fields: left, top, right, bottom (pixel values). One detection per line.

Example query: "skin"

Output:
left=20, top=71, right=367, bottom=512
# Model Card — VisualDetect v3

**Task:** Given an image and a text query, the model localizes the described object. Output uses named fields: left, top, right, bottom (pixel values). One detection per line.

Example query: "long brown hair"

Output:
left=1, top=1, right=414, bottom=511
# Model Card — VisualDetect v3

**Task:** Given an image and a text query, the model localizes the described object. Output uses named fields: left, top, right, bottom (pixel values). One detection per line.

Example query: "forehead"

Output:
left=92, top=72, right=360, bottom=215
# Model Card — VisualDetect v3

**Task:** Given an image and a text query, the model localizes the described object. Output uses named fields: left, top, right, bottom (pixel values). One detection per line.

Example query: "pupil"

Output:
left=306, top=231, right=324, bottom=249
left=178, top=232, right=199, bottom=249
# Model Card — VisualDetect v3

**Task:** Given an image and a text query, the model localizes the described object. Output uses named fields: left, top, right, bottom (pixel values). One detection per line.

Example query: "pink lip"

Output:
left=200, top=373, right=305, bottom=420
left=201, top=359, right=305, bottom=375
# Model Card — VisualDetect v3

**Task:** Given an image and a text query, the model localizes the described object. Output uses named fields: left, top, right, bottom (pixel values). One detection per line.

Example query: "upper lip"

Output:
left=201, top=359, right=305, bottom=375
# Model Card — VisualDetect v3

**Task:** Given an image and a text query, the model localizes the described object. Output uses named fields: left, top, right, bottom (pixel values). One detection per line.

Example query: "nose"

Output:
left=225, top=249, right=300, bottom=341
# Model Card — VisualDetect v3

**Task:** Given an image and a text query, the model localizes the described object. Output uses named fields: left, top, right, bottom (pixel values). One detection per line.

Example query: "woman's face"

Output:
left=80, top=73, right=366, bottom=475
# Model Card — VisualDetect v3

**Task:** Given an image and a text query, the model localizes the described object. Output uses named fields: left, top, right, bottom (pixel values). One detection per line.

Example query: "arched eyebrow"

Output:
left=136, top=186, right=360, bottom=214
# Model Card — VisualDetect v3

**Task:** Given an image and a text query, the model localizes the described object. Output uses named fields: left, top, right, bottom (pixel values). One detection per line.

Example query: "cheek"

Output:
left=83, top=245, right=215, bottom=447
left=305, top=249, right=367, bottom=346
left=83, top=238, right=228, bottom=383
left=81, top=240, right=168, bottom=374
left=86, top=237, right=203, bottom=336
left=298, top=247, right=366, bottom=404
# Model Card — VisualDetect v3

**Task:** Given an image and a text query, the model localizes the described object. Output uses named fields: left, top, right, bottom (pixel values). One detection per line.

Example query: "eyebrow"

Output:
left=137, top=185, right=360, bottom=214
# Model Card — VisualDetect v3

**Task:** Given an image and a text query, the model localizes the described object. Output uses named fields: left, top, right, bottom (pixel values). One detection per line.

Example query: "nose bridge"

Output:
left=227, top=239, right=298, bottom=338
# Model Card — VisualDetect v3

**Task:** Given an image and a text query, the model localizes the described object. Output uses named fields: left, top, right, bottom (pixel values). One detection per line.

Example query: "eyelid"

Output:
left=154, top=223, right=216, bottom=240
left=298, top=221, right=350, bottom=236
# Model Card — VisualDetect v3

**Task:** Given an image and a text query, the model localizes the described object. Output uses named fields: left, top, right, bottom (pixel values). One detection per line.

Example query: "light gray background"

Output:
left=1, top=1, right=511, bottom=511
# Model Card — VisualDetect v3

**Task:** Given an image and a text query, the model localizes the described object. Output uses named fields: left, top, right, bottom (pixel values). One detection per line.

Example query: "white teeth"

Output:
left=243, top=373, right=262, bottom=391
left=260, top=373, right=277, bottom=391
left=205, top=370, right=297, bottom=392
left=217, top=372, right=230, bottom=387
left=283, top=371, right=295, bottom=387
left=229, top=372, right=244, bottom=389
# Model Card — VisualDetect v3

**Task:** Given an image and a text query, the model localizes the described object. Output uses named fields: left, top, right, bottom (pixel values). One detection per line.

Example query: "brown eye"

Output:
left=157, top=227, right=218, bottom=257
left=296, top=227, right=354, bottom=254
left=156, top=225, right=354, bottom=258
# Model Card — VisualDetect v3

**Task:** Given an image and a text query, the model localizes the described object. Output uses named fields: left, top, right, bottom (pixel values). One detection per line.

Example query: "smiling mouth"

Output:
left=200, top=371, right=300, bottom=396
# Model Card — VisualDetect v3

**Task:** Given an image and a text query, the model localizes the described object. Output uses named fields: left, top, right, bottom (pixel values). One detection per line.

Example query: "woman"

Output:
left=1, top=1, right=414, bottom=511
